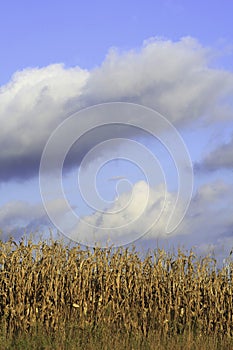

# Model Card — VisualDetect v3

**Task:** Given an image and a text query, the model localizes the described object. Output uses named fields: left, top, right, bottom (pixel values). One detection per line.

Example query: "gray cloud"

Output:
left=1, top=37, right=233, bottom=182
left=0, top=201, right=47, bottom=239
left=176, top=180, right=233, bottom=241
left=196, top=135, right=233, bottom=171
left=0, top=64, right=89, bottom=181
left=1, top=180, right=233, bottom=254
left=0, top=198, right=78, bottom=240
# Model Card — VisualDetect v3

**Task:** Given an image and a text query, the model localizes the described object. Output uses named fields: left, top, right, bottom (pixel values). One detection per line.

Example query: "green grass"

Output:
left=1, top=324, right=233, bottom=350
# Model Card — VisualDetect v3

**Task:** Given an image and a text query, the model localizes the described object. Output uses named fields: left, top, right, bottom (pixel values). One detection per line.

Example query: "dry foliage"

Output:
left=0, top=237, right=233, bottom=342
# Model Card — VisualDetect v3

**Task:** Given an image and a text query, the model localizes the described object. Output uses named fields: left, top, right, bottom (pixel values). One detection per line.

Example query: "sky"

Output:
left=0, top=1, right=233, bottom=261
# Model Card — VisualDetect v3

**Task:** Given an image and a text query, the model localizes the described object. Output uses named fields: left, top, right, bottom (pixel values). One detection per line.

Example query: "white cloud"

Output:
left=0, top=37, right=232, bottom=181
left=1, top=179, right=233, bottom=254
left=85, top=36, right=233, bottom=123
left=1, top=37, right=233, bottom=251
left=0, top=64, right=89, bottom=180
left=68, top=179, right=233, bottom=247
left=69, top=181, right=180, bottom=246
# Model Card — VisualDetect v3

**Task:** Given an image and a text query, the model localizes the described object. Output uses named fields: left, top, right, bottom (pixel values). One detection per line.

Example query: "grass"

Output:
left=1, top=326, right=233, bottom=350
left=0, top=236, right=233, bottom=349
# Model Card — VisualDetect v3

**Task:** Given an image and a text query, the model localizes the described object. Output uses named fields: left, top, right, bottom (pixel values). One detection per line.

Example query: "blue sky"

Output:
left=0, top=1, right=233, bottom=260
left=1, top=0, right=233, bottom=85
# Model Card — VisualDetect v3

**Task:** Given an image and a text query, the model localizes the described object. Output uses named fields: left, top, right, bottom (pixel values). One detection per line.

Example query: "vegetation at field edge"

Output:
left=0, top=236, right=233, bottom=349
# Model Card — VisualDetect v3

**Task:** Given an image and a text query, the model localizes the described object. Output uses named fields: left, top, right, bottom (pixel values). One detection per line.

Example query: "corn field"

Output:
left=0, top=237, right=233, bottom=347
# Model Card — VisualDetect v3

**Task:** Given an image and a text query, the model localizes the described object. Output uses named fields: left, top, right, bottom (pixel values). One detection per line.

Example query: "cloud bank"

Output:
left=1, top=179, right=233, bottom=250
left=1, top=37, right=233, bottom=181
left=1, top=37, right=233, bottom=252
